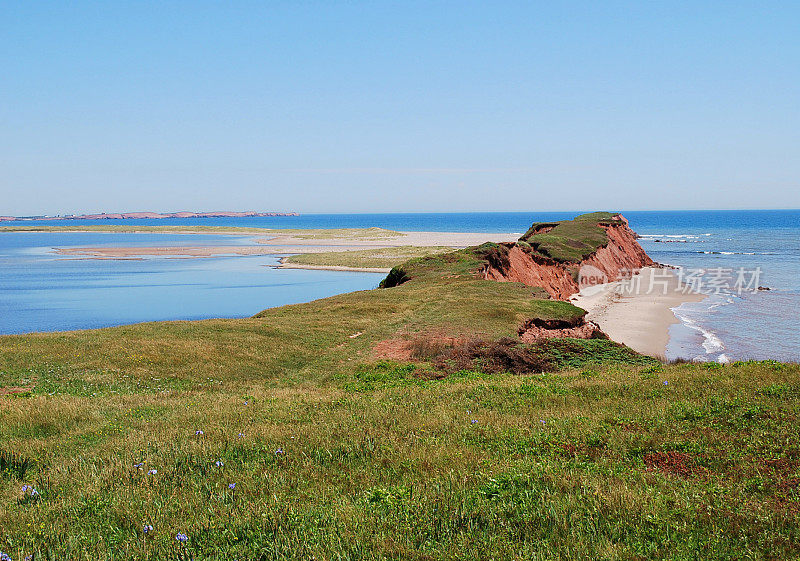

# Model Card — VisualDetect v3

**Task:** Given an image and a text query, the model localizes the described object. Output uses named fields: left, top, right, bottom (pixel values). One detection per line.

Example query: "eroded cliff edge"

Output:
left=483, top=212, right=654, bottom=299
left=379, top=212, right=655, bottom=342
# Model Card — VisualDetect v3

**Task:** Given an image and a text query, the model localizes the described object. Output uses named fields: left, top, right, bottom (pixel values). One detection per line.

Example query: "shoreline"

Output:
left=571, top=267, right=705, bottom=358
left=48, top=229, right=519, bottom=272
left=275, top=258, right=392, bottom=273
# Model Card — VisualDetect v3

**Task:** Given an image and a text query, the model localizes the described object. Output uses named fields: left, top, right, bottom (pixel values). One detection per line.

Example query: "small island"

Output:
left=0, top=210, right=298, bottom=222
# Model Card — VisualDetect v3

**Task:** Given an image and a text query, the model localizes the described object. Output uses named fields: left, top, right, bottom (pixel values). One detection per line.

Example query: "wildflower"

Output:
left=195, top=430, right=204, bottom=435
left=244, top=401, right=248, bottom=405
left=21, top=485, right=30, bottom=493
left=215, top=460, right=224, bottom=467
left=275, top=448, right=284, bottom=455
left=663, top=380, right=669, bottom=385
left=148, top=469, right=157, bottom=475
left=471, top=420, right=478, bottom=424
left=29, top=489, right=39, bottom=497
left=143, top=524, right=153, bottom=533
left=1, top=551, right=11, bottom=561
left=237, top=432, right=244, bottom=439
left=175, top=532, right=188, bottom=543
left=228, top=483, right=236, bottom=490
left=540, top=419, right=546, bottom=424
left=133, top=462, right=144, bottom=469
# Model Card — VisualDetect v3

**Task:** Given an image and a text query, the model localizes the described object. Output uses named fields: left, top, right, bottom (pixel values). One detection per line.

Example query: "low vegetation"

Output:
left=379, top=242, right=515, bottom=288
left=282, top=246, right=452, bottom=270
left=1, top=215, right=797, bottom=559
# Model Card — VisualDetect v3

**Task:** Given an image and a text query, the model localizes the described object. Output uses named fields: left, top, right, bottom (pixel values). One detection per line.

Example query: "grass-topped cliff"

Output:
left=518, top=211, right=625, bottom=263
left=1, top=213, right=798, bottom=559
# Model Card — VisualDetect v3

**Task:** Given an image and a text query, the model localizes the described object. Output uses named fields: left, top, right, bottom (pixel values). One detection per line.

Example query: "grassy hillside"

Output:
left=1, top=219, right=798, bottom=559
left=518, top=211, right=624, bottom=263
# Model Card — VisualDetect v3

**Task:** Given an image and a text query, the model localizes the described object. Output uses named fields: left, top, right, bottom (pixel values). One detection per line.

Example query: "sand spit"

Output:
left=52, top=230, right=519, bottom=270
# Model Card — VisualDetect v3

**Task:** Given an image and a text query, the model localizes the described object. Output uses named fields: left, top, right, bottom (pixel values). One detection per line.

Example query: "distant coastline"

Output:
left=0, top=210, right=298, bottom=222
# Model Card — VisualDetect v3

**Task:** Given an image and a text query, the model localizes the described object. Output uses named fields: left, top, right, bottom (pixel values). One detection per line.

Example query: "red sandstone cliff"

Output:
left=483, top=214, right=654, bottom=300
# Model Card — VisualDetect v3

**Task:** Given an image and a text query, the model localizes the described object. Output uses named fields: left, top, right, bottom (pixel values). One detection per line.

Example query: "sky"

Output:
left=1, top=1, right=799, bottom=215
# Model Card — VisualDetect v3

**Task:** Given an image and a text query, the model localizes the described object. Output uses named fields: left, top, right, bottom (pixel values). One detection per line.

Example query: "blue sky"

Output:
left=2, top=1, right=798, bottom=214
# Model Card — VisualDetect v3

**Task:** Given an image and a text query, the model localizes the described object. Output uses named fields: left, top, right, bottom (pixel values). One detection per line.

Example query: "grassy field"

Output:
left=1, top=216, right=798, bottom=559
left=282, top=246, right=453, bottom=270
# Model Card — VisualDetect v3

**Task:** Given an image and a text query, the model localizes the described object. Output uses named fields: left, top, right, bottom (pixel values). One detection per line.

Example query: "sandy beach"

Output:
left=53, top=230, right=519, bottom=267
left=571, top=267, right=705, bottom=357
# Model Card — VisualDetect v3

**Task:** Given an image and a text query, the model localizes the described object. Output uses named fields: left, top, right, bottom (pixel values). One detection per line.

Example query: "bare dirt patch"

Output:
left=373, top=338, right=415, bottom=361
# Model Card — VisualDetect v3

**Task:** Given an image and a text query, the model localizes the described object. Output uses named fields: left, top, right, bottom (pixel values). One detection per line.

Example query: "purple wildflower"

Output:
left=148, top=469, right=157, bottom=475
left=275, top=448, right=284, bottom=455
left=29, top=488, right=39, bottom=497
left=663, top=380, right=669, bottom=385
left=215, top=460, right=224, bottom=467
left=541, top=419, right=546, bottom=424
left=195, top=430, right=204, bottom=435
left=21, top=485, right=30, bottom=493
left=228, top=483, right=236, bottom=490
left=237, top=432, right=244, bottom=438
left=1, top=551, right=11, bottom=561
left=175, top=532, right=188, bottom=543
left=143, top=524, right=153, bottom=533
left=133, top=462, right=144, bottom=469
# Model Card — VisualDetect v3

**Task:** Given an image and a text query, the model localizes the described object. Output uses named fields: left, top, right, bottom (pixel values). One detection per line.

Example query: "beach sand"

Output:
left=53, top=230, right=519, bottom=266
left=570, top=267, right=705, bottom=358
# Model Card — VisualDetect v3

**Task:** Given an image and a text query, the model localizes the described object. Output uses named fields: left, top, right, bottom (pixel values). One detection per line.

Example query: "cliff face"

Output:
left=483, top=214, right=654, bottom=300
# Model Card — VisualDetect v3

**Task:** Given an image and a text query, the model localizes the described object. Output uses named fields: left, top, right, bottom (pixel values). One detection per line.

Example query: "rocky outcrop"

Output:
left=484, top=214, right=653, bottom=300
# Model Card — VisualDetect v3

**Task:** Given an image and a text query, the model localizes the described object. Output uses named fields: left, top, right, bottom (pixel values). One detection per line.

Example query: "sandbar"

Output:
left=53, top=230, right=519, bottom=270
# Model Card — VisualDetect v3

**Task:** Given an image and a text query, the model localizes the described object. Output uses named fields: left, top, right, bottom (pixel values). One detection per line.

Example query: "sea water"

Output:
left=1, top=210, right=798, bottom=363
left=0, top=231, right=383, bottom=334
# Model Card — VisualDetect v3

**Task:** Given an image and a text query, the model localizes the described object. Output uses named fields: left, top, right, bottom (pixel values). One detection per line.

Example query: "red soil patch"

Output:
left=518, top=319, right=604, bottom=342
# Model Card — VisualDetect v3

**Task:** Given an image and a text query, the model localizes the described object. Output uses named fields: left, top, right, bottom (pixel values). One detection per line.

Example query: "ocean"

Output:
left=1, top=210, right=797, bottom=362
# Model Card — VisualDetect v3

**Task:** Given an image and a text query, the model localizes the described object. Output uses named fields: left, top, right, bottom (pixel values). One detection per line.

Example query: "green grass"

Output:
left=282, top=246, right=452, bottom=270
left=1, top=223, right=798, bottom=559
left=379, top=242, right=514, bottom=287
left=519, top=211, right=624, bottom=263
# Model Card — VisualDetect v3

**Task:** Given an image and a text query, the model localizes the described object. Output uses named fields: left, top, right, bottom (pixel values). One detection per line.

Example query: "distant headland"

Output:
left=0, top=211, right=299, bottom=221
